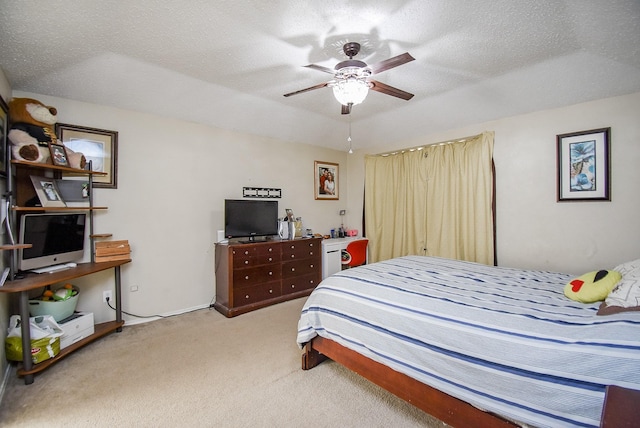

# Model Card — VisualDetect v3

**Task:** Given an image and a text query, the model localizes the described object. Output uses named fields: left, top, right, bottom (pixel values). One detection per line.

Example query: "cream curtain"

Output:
left=364, top=131, right=494, bottom=265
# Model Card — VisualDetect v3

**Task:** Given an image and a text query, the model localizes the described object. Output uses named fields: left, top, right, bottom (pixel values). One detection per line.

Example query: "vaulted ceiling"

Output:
left=1, top=1, right=639, bottom=151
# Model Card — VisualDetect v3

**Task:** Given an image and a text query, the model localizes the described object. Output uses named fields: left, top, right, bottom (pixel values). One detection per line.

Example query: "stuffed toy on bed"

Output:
left=564, top=269, right=621, bottom=303
left=8, top=97, right=86, bottom=169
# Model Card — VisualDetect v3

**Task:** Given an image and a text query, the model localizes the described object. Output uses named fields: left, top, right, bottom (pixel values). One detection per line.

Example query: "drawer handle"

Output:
left=290, top=245, right=295, bottom=249
left=245, top=294, right=250, bottom=299
left=269, top=248, right=273, bottom=252
left=310, top=264, right=314, bottom=268
left=310, top=280, right=314, bottom=284
left=244, top=260, right=249, bottom=265
left=290, top=284, right=295, bottom=289
left=269, top=289, right=273, bottom=294
left=269, top=271, right=273, bottom=276
left=291, top=267, right=295, bottom=272
left=245, top=275, right=249, bottom=280
left=310, top=251, right=314, bottom=256
left=244, top=250, right=249, bottom=255
left=291, top=255, right=295, bottom=258
left=268, top=257, right=273, bottom=262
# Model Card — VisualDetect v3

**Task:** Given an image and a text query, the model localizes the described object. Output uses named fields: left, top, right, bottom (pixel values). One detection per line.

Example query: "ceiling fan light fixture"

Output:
left=332, top=78, right=369, bottom=106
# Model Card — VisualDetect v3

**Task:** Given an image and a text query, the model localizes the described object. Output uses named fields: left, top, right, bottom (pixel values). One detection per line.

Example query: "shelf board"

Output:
left=0, top=244, right=32, bottom=250
left=12, top=206, right=108, bottom=212
left=17, top=320, right=125, bottom=376
left=11, top=160, right=107, bottom=175
left=0, top=260, right=132, bottom=293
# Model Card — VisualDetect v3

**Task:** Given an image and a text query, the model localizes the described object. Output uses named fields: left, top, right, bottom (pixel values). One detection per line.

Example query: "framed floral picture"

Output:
left=557, top=127, right=611, bottom=202
left=315, top=161, right=339, bottom=200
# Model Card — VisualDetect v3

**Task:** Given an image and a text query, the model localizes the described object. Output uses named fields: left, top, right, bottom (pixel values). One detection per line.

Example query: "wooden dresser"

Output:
left=214, top=237, right=322, bottom=317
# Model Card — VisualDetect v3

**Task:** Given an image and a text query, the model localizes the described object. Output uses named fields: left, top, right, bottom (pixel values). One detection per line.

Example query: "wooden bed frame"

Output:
left=302, top=336, right=639, bottom=428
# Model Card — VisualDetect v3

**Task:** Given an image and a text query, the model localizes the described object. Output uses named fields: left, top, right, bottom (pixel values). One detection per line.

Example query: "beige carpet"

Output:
left=0, top=297, right=446, bottom=427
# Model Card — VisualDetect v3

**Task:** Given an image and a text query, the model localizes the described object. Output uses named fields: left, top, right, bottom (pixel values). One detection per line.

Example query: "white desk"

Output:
left=321, top=237, right=364, bottom=279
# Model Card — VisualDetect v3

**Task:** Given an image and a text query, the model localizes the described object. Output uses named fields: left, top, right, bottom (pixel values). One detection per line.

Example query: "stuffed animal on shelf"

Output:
left=8, top=97, right=86, bottom=169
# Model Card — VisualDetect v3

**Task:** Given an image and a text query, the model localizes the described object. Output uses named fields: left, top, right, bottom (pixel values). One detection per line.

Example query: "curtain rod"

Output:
left=373, top=132, right=484, bottom=157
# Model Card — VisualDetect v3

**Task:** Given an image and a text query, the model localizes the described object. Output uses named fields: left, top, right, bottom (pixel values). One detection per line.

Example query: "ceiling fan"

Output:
left=284, top=42, right=415, bottom=114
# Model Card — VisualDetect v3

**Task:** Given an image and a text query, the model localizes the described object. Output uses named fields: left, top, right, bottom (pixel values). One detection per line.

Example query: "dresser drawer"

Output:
left=282, top=273, right=320, bottom=294
left=233, top=265, right=282, bottom=286
left=282, top=258, right=320, bottom=279
left=282, top=240, right=320, bottom=260
left=232, top=243, right=281, bottom=268
left=233, top=281, right=281, bottom=306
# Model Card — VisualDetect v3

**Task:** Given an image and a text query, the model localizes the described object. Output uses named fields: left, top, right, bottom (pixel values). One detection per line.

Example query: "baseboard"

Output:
left=122, top=303, right=211, bottom=326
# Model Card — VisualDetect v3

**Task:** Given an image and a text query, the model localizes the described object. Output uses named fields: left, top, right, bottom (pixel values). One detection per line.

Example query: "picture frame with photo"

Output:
left=30, top=176, right=67, bottom=207
left=48, top=142, right=70, bottom=167
left=314, top=161, right=339, bottom=200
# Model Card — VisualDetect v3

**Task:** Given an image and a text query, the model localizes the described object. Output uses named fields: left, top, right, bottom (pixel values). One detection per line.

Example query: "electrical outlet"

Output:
left=103, top=290, right=112, bottom=302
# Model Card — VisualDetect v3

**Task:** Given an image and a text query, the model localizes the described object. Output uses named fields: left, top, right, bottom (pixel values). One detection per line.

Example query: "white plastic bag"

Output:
left=5, top=315, right=64, bottom=363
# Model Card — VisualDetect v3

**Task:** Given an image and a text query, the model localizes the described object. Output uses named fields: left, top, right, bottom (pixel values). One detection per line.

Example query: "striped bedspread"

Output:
left=297, top=256, right=640, bottom=427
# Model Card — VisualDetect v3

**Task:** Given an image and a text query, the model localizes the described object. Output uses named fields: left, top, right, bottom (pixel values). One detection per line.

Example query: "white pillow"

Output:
left=612, top=258, right=640, bottom=277
left=598, top=259, right=640, bottom=314
left=604, top=277, right=640, bottom=308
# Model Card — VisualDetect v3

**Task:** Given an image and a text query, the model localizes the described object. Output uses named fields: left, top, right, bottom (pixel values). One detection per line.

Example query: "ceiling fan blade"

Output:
left=368, top=52, right=415, bottom=74
left=283, top=82, right=329, bottom=97
left=369, top=80, right=414, bottom=100
left=305, top=64, right=335, bottom=74
left=341, top=103, right=352, bottom=115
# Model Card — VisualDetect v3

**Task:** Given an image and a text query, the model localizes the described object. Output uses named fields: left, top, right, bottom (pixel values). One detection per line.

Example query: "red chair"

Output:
left=341, top=239, right=369, bottom=269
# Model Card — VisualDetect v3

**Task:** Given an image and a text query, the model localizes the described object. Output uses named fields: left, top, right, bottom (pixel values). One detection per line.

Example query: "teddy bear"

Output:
left=8, top=97, right=86, bottom=169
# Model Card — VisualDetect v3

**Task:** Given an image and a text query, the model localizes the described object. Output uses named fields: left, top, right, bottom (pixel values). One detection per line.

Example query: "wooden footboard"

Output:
left=303, top=337, right=640, bottom=428
left=303, top=336, right=517, bottom=427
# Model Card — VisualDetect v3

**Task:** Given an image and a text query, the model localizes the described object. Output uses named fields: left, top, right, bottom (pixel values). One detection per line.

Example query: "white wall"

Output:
left=3, top=86, right=639, bottom=329
left=351, top=92, right=640, bottom=275
left=8, top=91, right=352, bottom=324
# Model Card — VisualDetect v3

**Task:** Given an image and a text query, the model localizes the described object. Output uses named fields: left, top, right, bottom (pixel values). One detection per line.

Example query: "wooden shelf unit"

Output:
left=0, top=260, right=130, bottom=383
left=2, top=158, right=127, bottom=384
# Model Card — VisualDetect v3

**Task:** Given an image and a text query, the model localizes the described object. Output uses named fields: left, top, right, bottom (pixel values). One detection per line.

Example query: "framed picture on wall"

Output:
left=314, top=161, right=339, bottom=200
left=56, top=123, right=118, bottom=188
left=557, top=127, right=611, bottom=202
left=0, top=95, right=8, bottom=176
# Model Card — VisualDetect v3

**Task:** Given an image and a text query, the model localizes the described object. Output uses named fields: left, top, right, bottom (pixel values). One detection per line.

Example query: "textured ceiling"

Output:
left=1, top=0, right=639, bottom=151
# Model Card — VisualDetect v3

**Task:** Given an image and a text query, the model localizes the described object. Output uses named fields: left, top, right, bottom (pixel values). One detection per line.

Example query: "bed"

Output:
left=297, top=256, right=640, bottom=427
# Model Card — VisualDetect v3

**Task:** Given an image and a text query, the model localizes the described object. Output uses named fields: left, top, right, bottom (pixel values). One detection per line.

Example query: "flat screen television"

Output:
left=18, top=212, right=86, bottom=272
left=224, top=199, right=278, bottom=241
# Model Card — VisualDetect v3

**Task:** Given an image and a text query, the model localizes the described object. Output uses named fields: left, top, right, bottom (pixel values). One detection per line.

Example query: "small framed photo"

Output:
left=285, top=209, right=294, bottom=221
left=56, top=123, right=118, bottom=188
left=557, top=127, right=611, bottom=202
left=30, top=176, right=66, bottom=207
left=48, top=142, right=70, bottom=167
left=315, top=161, right=339, bottom=200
